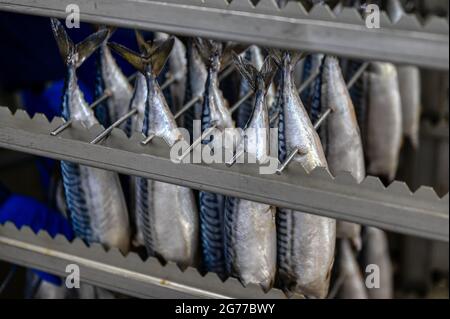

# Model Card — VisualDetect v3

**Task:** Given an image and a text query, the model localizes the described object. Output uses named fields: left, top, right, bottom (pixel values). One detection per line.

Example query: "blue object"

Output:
left=0, top=194, right=75, bottom=286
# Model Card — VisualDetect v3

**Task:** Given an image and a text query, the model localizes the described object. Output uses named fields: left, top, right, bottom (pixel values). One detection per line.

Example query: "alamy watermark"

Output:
left=65, top=4, right=80, bottom=29
left=65, top=263, right=80, bottom=289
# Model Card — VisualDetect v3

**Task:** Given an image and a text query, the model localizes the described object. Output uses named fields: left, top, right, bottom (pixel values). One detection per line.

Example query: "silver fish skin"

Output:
left=226, top=61, right=277, bottom=290
left=205, top=54, right=234, bottom=131
left=98, top=40, right=133, bottom=126
left=189, top=42, right=208, bottom=120
left=366, top=62, right=403, bottom=181
left=247, top=46, right=276, bottom=109
left=278, top=52, right=335, bottom=299
left=136, top=68, right=199, bottom=268
left=128, top=73, right=148, bottom=134
left=66, top=65, right=131, bottom=253
left=322, top=56, right=365, bottom=250
left=156, top=33, right=187, bottom=111
left=362, top=227, right=394, bottom=299
left=282, top=53, right=328, bottom=173
left=337, top=239, right=369, bottom=299
left=397, top=65, right=421, bottom=148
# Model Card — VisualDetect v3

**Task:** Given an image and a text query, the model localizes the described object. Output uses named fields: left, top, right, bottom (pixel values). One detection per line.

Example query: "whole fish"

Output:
left=195, top=39, right=234, bottom=279
left=337, top=239, right=369, bottom=299
left=224, top=54, right=277, bottom=291
left=109, top=37, right=199, bottom=268
left=94, top=27, right=133, bottom=128
left=366, top=62, right=402, bottom=182
left=362, top=227, right=393, bottom=299
left=273, top=51, right=336, bottom=299
left=51, top=18, right=130, bottom=253
left=156, top=33, right=187, bottom=114
left=397, top=65, right=421, bottom=148
left=322, top=56, right=365, bottom=250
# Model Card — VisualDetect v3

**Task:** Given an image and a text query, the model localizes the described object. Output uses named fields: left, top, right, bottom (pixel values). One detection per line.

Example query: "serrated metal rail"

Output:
left=0, top=0, right=448, bottom=69
left=0, top=107, right=448, bottom=242
left=0, top=223, right=289, bottom=298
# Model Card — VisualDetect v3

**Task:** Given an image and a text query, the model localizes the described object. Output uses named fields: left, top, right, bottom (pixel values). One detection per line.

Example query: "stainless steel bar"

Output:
left=90, top=108, right=138, bottom=144
left=0, top=108, right=447, bottom=241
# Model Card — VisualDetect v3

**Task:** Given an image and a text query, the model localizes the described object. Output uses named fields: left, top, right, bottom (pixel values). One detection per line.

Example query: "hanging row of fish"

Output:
left=51, top=17, right=419, bottom=298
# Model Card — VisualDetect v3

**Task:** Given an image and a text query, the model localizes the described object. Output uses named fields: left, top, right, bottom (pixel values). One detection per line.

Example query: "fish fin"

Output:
left=267, top=48, right=283, bottom=67
left=194, top=38, right=222, bottom=67
left=51, top=18, right=75, bottom=64
left=148, top=36, right=174, bottom=77
left=261, top=56, right=277, bottom=90
left=232, top=52, right=258, bottom=91
left=289, top=51, right=307, bottom=66
left=135, top=30, right=150, bottom=55
left=108, top=42, right=146, bottom=73
left=51, top=18, right=107, bottom=69
left=75, top=29, right=109, bottom=68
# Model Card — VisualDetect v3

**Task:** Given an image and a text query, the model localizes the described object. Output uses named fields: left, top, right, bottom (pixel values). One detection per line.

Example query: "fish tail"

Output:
left=108, top=34, right=174, bottom=77
left=232, top=52, right=277, bottom=92
left=193, top=38, right=222, bottom=69
left=51, top=18, right=108, bottom=69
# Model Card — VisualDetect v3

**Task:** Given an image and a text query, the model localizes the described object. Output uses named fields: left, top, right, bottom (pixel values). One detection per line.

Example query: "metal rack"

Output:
left=0, top=223, right=291, bottom=298
left=0, top=0, right=448, bottom=69
left=0, top=0, right=449, bottom=299
left=0, top=108, right=448, bottom=242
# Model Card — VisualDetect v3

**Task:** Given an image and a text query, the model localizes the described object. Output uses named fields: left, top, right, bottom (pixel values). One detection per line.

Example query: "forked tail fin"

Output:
left=232, top=52, right=277, bottom=92
left=51, top=18, right=108, bottom=69
left=108, top=34, right=174, bottom=77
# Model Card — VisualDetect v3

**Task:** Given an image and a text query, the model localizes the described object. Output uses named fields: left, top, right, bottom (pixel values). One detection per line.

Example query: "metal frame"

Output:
left=0, top=0, right=448, bottom=69
left=0, top=108, right=448, bottom=242
left=0, top=223, right=290, bottom=298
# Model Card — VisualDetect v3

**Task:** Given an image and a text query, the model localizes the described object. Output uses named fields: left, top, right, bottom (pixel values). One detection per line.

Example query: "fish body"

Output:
left=95, top=32, right=133, bottom=128
left=225, top=56, right=277, bottom=290
left=337, top=239, right=369, bottom=299
left=51, top=19, right=130, bottom=252
left=366, top=62, right=402, bottom=181
left=275, top=51, right=335, bottom=299
left=397, top=65, right=421, bottom=148
left=362, top=227, right=393, bottom=299
left=322, top=56, right=365, bottom=250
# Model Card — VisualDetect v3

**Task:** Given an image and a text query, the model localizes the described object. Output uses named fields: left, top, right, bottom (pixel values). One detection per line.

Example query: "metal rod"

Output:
left=276, top=148, right=300, bottom=175
left=50, top=72, right=171, bottom=137
left=218, top=64, right=235, bottom=81
left=313, top=108, right=333, bottom=130
left=177, top=123, right=218, bottom=162
left=230, top=91, right=254, bottom=113
left=298, top=68, right=321, bottom=94
left=346, top=62, right=369, bottom=90
left=160, top=74, right=177, bottom=90
left=90, top=108, right=138, bottom=144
